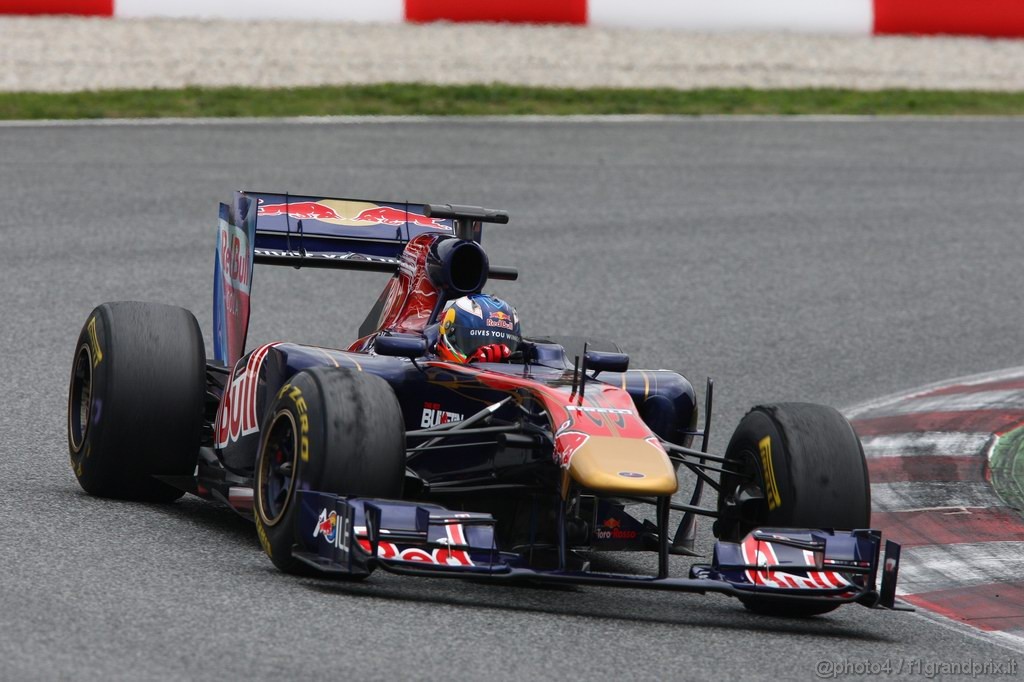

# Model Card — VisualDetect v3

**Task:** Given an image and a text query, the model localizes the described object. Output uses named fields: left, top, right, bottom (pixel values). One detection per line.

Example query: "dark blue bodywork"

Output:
left=217, top=342, right=698, bottom=480
left=198, top=191, right=905, bottom=612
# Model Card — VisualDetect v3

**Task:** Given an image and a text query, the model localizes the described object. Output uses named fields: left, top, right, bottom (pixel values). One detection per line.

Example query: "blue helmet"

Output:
left=437, top=294, right=521, bottom=363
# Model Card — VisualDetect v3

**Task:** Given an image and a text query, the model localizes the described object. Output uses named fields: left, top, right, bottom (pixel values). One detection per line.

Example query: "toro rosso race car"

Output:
left=67, top=192, right=908, bottom=617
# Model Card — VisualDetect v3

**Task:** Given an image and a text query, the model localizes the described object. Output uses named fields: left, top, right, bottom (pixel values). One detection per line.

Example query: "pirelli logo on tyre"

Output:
left=277, top=383, right=310, bottom=463
left=255, top=514, right=273, bottom=558
left=758, top=436, right=782, bottom=511
left=87, top=316, right=103, bottom=367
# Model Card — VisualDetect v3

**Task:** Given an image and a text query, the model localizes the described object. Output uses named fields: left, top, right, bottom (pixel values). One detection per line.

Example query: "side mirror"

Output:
left=375, top=334, right=427, bottom=359
left=584, top=350, right=629, bottom=375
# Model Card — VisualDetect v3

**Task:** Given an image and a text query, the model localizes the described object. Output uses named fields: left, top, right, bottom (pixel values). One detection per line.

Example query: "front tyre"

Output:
left=67, top=302, right=205, bottom=502
left=716, top=402, right=871, bottom=617
left=254, top=367, right=405, bottom=576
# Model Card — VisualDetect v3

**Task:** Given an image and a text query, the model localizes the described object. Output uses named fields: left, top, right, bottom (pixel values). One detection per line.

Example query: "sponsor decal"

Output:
left=758, top=436, right=782, bottom=511
left=566, top=405, right=634, bottom=415
left=485, top=311, right=514, bottom=330
left=555, top=430, right=590, bottom=467
left=313, top=508, right=350, bottom=554
left=86, top=316, right=103, bottom=367
left=594, top=517, right=638, bottom=541
left=255, top=515, right=272, bottom=558
left=258, top=200, right=345, bottom=221
left=257, top=199, right=451, bottom=231
left=219, top=218, right=251, bottom=294
left=421, top=402, right=464, bottom=428
left=353, top=523, right=473, bottom=566
left=467, top=329, right=519, bottom=342
left=253, top=248, right=399, bottom=265
left=352, top=206, right=449, bottom=230
left=214, top=204, right=254, bottom=366
left=740, top=536, right=850, bottom=590
left=618, top=471, right=646, bottom=479
left=215, top=343, right=277, bottom=449
left=278, top=384, right=310, bottom=463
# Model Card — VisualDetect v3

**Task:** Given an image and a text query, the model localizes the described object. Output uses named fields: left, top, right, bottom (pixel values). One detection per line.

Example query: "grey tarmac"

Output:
left=1, top=118, right=1023, bottom=680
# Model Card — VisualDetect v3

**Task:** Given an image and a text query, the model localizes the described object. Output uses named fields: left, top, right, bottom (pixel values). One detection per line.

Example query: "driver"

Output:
left=436, top=294, right=521, bottom=363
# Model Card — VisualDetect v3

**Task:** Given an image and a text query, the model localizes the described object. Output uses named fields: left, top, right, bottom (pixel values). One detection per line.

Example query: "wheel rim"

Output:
left=257, top=410, right=299, bottom=526
left=719, top=448, right=764, bottom=538
left=68, top=344, right=93, bottom=453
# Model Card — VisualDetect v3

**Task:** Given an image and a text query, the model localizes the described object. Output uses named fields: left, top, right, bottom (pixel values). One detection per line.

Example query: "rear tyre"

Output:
left=254, top=367, right=405, bottom=577
left=716, top=402, right=870, bottom=617
left=67, top=302, right=205, bottom=502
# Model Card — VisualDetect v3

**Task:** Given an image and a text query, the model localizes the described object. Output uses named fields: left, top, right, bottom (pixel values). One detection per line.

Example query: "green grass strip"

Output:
left=3, top=84, right=1024, bottom=119
left=989, top=426, right=1024, bottom=514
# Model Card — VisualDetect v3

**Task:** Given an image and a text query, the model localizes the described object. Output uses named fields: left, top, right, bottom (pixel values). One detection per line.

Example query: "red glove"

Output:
left=469, top=344, right=511, bottom=363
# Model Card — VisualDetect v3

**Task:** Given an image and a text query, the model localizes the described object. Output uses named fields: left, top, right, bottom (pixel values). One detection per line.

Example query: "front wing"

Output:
left=293, top=491, right=906, bottom=610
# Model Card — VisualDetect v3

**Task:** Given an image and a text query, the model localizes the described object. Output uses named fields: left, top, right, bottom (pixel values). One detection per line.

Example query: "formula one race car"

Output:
left=67, top=192, right=907, bottom=617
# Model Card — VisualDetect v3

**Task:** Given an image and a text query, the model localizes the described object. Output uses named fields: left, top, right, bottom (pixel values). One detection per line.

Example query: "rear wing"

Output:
left=212, top=191, right=506, bottom=366
left=247, top=191, right=463, bottom=272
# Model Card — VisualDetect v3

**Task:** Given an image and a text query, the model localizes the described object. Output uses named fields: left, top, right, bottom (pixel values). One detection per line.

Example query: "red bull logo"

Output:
left=352, top=206, right=449, bottom=230
left=314, top=508, right=350, bottom=551
left=257, top=201, right=344, bottom=221
left=485, top=311, right=514, bottom=330
left=256, top=199, right=450, bottom=230
left=314, top=510, right=338, bottom=542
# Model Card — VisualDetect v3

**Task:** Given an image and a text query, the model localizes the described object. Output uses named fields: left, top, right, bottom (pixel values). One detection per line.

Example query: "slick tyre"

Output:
left=67, top=301, right=205, bottom=502
left=716, top=403, right=870, bottom=617
left=254, top=367, right=405, bottom=577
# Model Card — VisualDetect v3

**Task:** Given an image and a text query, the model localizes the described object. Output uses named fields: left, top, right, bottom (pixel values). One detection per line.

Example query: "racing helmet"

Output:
left=437, top=294, right=521, bottom=363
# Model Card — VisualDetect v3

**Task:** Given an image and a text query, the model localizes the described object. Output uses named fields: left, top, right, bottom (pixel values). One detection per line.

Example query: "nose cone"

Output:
left=568, top=437, right=678, bottom=495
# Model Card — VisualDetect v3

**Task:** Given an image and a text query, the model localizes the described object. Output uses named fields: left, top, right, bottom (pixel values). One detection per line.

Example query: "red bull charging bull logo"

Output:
left=485, top=311, right=514, bottom=331
left=257, top=199, right=450, bottom=231
left=313, top=509, right=339, bottom=543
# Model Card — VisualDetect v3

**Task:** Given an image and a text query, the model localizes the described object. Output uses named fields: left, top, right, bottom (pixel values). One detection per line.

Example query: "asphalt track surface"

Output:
left=2, top=117, right=1023, bottom=680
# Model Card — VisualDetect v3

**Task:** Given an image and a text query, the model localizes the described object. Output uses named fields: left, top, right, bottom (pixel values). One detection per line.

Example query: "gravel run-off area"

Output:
left=3, top=16, right=1024, bottom=92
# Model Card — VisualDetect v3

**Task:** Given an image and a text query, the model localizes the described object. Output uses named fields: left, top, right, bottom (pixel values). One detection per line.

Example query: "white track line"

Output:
left=896, top=542, right=1024, bottom=594
left=855, top=390, right=1024, bottom=418
left=871, top=482, right=1005, bottom=512
left=860, top=432, right=992, bottom=458
left=845, top=366, right=1024, bottom=419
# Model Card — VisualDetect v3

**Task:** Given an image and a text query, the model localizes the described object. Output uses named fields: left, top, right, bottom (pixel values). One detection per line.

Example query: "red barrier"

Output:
left=874, top=0, right=1024, bottom=38
left=405, top=0, right=586, bottom=24
left=0, top=0, right=112, bottom=14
